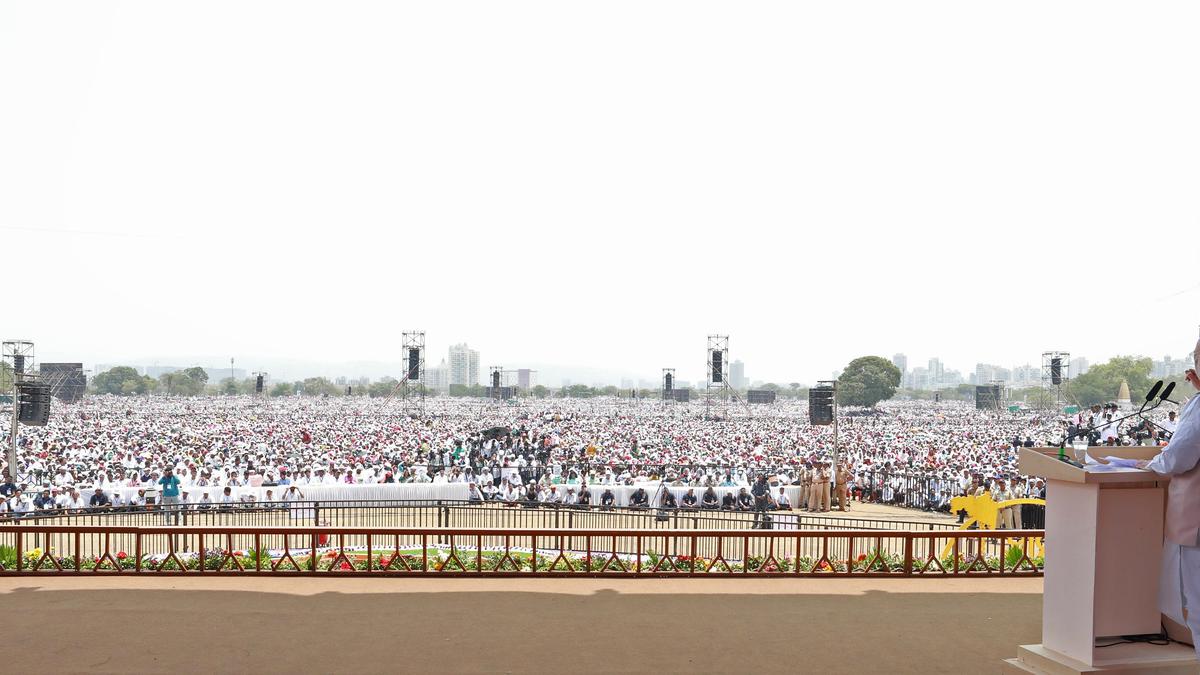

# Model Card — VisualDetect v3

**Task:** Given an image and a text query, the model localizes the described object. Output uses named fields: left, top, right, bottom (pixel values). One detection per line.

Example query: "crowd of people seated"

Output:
left=0, top=394, right=1172, bottom=524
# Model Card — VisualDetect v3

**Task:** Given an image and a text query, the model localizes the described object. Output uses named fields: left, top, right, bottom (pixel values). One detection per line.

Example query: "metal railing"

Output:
left=0, top=525, right=1044, bottom=577
left=1, top=500, right=964, bottom=533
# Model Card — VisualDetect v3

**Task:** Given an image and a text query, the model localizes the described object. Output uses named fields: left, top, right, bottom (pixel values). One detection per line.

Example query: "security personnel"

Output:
left=817, top=462, right=832, bottom=512
left=992, top=478, right=1016, bottom=529
left=834, top=463, right=851, bottom=512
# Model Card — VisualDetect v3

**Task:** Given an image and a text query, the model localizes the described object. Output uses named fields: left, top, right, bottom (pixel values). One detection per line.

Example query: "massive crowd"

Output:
left=0, top=394, right=1181, bottom=517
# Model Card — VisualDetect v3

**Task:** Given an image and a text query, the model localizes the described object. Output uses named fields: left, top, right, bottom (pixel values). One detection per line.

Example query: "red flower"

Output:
left=338, top=561, right=351, bottom=570
left=117, top=552, right=127, bottom=560
left=856, top=554, right=866, bottom=562
left=379, top=556, right=391, bottom=567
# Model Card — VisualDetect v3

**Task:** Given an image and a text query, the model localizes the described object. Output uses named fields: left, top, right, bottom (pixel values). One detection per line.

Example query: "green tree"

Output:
left=448, top=383, right=487, bottom=397
left=1023, top=388, right=1055, bottom=408
left=0, top=362, right=12, bottom=392
left=564, top=384, right=596, bottom=398
left=269, top=382, right=292, bottom=397
left=217, top=377, right=238, bottom=395
left=93, top=366, right=145, bottom=395
left=837, top=356, right=902, bottom=407
left=182, top=367, right=209, bottom=385
left=299, top=377, right=340, bottom=396
left=531, top=384, right=549, bottom=398
left=159, top=371, right=205, bottom=396
left=368, top=377, right=398, bottom=398
left=1066, top=356, right=1153, bottom=407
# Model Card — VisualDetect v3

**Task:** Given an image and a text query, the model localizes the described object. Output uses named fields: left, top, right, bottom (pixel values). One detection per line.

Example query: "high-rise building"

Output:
left=1070, top=357, right=1089, bottom=377
left=891, top=353, right=908, bottom=374
left=906, top=367, right=929, bottom=390
left=1010, top=364, right=1039, bottom=387
left=730, top=360, right=746, bottom=389
left=927, top=358, right=944, bottom=385
left=425, top=360, right=448, bottom=390
left=447, top=344, right=480, bottom=386
left=517, top=369, right=534, bottom=389
left=975, top=363, right=1012, bottom=385
left=1152, top=355, right=1190, bottom=378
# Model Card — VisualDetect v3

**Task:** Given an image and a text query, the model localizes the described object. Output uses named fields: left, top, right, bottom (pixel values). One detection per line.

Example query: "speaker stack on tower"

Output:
left=809, top=385, right=835, bottom=425
left=17, top=381, right=51, bottom=426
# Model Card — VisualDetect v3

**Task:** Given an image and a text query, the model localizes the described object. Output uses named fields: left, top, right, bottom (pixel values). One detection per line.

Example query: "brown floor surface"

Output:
left=1, top=576, right=1041, bottom=674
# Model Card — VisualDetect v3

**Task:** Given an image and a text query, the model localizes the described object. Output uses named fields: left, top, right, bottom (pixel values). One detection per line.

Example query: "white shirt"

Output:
left=1149, top=396, right=1200, bottom=476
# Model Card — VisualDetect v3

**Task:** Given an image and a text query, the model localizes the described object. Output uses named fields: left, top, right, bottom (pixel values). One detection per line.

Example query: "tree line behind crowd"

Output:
left=77, top=354, right=1181, bottom=409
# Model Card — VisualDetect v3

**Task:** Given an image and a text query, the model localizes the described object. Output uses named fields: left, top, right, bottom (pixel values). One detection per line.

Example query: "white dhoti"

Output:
left=1162, top=544, right=1200, bottom=658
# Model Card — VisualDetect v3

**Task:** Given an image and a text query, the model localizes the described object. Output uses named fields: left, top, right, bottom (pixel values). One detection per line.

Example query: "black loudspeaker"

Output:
left=747, top=390, right=777, bottom=404
left=664, top=373, right=674, bottom=392
left=492, top=371, right=501, bottom=388
left=17, top=382, right=51, bottom=426
left=975, top=385, right=1000, bottom=410
left=809, top=387, right=834, bottom=425
left=12, top=355, right=25, bottom=375
left=255, top=375, right=264, bottom=393
left=1050, top=358, right=1062, bottom=385
left=934, top=392, right=940, bottom=403
left=407, top=348, right=420, bottom=381
left=346, top=386, right=352, bottom=395
left=711, top=351, right=723, bottom=383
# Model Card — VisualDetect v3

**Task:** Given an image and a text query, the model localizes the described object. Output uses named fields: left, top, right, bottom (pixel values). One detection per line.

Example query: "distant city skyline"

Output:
left=71, top=349, right=1194, bottom=390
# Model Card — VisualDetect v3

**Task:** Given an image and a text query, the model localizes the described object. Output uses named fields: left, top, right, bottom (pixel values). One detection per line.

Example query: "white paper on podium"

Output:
left=1101, top=456, right=1143, bottom=468
left=1081, top=452, right=1145, bottom=472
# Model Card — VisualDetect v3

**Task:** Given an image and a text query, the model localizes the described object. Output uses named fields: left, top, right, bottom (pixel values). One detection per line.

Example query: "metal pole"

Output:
left=7, top=375, right=17, bottom=479
left=831, top=383, right=839, bottom=469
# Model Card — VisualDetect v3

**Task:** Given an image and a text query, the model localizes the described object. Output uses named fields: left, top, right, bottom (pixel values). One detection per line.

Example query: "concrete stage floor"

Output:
left=1, top=576, right=1041, bottom=674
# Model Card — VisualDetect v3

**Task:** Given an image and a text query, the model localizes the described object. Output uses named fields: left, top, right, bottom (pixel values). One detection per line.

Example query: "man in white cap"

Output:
left=1140, top=337, right=1200, bottom=657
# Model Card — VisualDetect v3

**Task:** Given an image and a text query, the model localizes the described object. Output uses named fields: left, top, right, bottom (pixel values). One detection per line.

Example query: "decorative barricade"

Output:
left=0, top=525, right=1043, bottom=577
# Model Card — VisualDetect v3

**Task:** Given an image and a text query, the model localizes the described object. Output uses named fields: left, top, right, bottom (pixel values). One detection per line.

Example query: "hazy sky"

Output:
left=2, top=1, right=1198, bottom=384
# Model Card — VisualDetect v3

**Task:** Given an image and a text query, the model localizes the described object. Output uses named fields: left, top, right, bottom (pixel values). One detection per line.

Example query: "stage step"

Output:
left=1009, top=643, right=1197, bottom=674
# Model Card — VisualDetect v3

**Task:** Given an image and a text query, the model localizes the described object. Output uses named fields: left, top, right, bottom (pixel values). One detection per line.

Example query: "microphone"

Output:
left=1145, top=380, right=1164, bottom=403
left=1160, top=382, right=1177, bottom=403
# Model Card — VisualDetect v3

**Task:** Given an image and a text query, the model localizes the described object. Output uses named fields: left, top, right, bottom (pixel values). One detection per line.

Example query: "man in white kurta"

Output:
left=1143, top=339, right=1200, bottom=658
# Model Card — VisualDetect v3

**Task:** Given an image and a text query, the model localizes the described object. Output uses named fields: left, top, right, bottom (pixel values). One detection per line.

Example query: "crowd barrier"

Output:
left=23, top=469, right=982, bottom=512
left=2, top=499, right=966, bottom=533
left=0, top=525, right=1044, bottom=577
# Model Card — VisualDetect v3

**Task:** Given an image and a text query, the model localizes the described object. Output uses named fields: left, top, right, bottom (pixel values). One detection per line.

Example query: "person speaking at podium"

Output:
left=1139, top=338, right=1200, bottom=657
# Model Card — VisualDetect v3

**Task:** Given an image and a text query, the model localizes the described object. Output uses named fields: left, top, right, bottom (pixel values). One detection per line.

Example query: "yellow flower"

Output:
left=24, top=547, right=42, bottom=560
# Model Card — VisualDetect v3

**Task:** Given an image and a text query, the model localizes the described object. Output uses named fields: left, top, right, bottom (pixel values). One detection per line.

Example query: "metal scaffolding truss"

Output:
left=3, top=340, right=36, bottom=475
left=661, top=368, right=676, bottom=403
left=705, top=335, right=729, bottom=418
left=398, top=331, right=426, bottom=417
left=1041, top=351, right=1070, bottom=408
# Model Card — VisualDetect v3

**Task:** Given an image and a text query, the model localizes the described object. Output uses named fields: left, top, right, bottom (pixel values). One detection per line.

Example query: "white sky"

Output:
left=1, top=1, right=1198, bottom=384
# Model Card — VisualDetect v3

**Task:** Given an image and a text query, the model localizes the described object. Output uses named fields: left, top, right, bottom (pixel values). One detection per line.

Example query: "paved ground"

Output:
left=0, top=576, right=1041, bottom=674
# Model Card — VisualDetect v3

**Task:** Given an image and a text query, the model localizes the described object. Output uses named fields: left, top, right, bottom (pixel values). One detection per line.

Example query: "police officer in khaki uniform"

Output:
left=993, top=478, right=1016, bottom=529
left=814, top=462, right=831, bottom=512
left=834, top=462, right=851, bottom=512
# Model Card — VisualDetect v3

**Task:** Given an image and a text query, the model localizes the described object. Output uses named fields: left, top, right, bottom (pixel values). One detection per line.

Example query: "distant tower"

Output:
left=1117, top=379, right=1132, bottom=411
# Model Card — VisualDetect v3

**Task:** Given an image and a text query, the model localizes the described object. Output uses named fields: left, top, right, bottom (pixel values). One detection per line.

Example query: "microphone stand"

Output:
left=1058, top=398, right=1166, bottom=466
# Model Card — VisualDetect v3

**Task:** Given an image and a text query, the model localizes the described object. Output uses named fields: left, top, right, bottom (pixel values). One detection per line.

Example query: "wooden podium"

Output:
left=1006, top=447, right=1197, bottom=673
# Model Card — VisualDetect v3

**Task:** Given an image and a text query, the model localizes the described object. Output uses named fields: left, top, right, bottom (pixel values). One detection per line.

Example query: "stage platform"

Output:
left=2, top=576, right=1040, bottom=673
